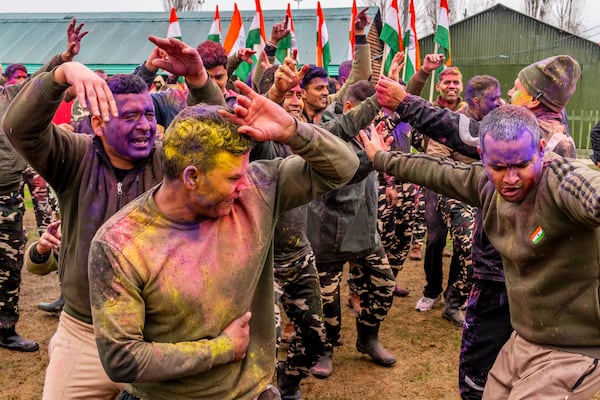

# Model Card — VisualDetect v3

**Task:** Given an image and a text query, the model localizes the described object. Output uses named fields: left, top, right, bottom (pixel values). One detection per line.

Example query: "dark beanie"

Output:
left=517, top=55, right=580, bottom=113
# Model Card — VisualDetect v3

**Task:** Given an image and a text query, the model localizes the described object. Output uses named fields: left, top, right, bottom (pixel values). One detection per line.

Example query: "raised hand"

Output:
left=358, top=123, right=393, bottom=161
left=236, top=48, right=257, bottom=64
left=355, top=7, right=371, bottom=34
left=219, top=80, right=297, bottom=143
left=222, top=311, right=252, bottom=361
left=270, top=54, right=309, bottom=102
left=147, top=35, right=208, bottom=87
left=54, top=62, right=118, bottom=121
left=62, top=18, right=89, bottom=61
left=36, top=221, right=62, bottom=255
left=388, top=51, right=406, bottom=82
left=422, top=53, right=446, bottom=74
left=269, top=19, right=290, bottom=45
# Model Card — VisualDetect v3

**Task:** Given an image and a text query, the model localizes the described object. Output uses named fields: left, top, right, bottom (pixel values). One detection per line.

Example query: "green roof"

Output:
left=0, top=8, right=374, bottom=75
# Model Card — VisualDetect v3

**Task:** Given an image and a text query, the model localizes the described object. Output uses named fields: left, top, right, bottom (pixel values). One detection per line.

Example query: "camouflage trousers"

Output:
left=459, top=280, right=512, bottom=400
left=0, top=189, right=26, bottom=328
left=23, top=165, right=58, bottom=236
left=411, top=185, right=427, bottom=248
left=274, top=252, right=326, bottom=379
left=377, top=182, right=418, bottom=276
left=318, top=247, right=394, bottom=349
left=423, top=189, right=475, bottom=302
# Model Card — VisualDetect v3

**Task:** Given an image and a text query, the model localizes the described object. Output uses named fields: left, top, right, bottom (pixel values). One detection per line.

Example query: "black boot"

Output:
left=276, top=361, right=303, bottom=400
left=442, top=286, right=465, bottom=327
left=0, top=326, right=39, bottom=352
left=355, top=320, right=396, bottom=367
left=38, top=293, right=65, bottom=315
left=310, top=348, right=333, bottom=379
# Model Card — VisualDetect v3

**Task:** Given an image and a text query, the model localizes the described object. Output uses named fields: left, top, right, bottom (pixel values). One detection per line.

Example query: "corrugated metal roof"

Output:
left=0, top=8, right=372, bottom=74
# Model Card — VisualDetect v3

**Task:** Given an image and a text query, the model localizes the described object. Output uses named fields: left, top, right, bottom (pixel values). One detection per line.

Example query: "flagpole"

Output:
left=428, top=42, right=439, bottom=102
left=380, top=45, right=388, bottom=78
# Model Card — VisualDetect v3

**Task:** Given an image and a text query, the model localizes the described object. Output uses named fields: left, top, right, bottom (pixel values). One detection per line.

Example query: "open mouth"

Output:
left=130, top=137, right=150, bottom=146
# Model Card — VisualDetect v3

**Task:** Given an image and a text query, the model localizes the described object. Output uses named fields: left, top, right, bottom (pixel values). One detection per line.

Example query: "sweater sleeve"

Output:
left=373, top=150, right=484, bottom=208
left=2, top=70, right=89, bottom=193
left=271, top=122, right=359, bottom=214
left=89, top=239, right=236, bottom=383
left=395, top=95, right=481, bottom=160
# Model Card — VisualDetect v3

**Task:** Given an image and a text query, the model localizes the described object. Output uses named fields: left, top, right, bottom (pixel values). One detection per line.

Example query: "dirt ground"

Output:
left=2, top=210, right=599, bottom=399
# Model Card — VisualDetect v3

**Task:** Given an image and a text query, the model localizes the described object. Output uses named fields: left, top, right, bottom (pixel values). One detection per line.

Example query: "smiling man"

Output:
left=360, top=104, right=600, bottom=398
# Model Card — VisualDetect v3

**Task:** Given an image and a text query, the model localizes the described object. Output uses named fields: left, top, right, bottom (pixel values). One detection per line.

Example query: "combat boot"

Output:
left=277, top=361, right=303, bottom=400
left=442, top=286, right=465, bottom=327
left=38, top=293, right=65, bottom=315
left=310, top=348, right=333, bottom=379
left=0, top=326, right=39, bottom=352
left=355, top=320, right=396, bottom=367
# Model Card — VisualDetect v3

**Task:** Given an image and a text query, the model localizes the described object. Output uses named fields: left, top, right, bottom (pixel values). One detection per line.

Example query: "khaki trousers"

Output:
left=43, top=311, right=124, bottom=400
left=484, top=331, right=600, bottom=400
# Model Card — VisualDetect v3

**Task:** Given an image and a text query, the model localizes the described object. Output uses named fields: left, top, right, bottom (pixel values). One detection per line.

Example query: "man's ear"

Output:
left=525, top=98, right=541, bottom=110
left=91, top=115, right=104, bottom=137
left=182, top=166, right=200, bottom=190
left=539, top=138, right=546, bottom=155
left=477, top=145, right=483, bottom=160
left=343, top=101, right=354, bottom=113
left=301, top=88, right=307, bottom=99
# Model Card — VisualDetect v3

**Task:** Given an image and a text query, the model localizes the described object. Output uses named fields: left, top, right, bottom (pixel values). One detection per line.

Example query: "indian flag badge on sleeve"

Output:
left=530, top=225, right=544, bottom=244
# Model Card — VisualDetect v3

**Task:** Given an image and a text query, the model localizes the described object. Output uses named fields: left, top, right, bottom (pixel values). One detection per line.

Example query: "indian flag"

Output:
left=316, top=2, right=331, bottom=71
left=223, top=3, right=246, bottom=58
left=402, top=0, right=420, bottom=81
left=530, top=226, right=545, bottom=244
left=380, top=0, right=402, bottom=76
left=347, top=0, right=358, bottom=60
left=433, top=0, right=452, bottom=77
left=167, top=8, right=182, bottom=40
left=207, top=5, right=221, bottom=43
left=276, top=3, right=298, bottom=63
left=235, top=0, right=266, bottom=81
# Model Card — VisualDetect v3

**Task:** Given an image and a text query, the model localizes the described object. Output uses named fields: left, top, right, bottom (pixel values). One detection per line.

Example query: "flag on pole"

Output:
left=316, top=2, right=331, bottom=71
left=167, top=7, right=182, bottom=40
left=402, top=0, right=420, bottom=81
left=207, top=5, right=221, bottom=43
left=379, top=0, right=402, bottom=76
left=234, top=0, right=266, bottom=80
left=276, top=3, right=298, bottom=63
left=434, top=0, right=452, bottom=70
left=347, top=0, right=358, bottom=60
left=223, top=3, right=246, bottom=58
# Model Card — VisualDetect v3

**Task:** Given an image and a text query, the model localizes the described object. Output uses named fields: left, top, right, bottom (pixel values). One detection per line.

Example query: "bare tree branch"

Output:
left=163, top=0, right=199, bottom=12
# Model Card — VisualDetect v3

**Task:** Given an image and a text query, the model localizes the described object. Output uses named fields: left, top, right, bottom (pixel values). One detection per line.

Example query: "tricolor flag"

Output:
left=433, top=0, right=452, bottom=75
left=235, top=0, right=266, bottom=81
left=207, top=5, right=221, bottom=43
left=276, top=4, right=298, bottom=63
left=530, top=226, right=545, bottom=244
left=316, top=2, right=331, bottom=71
left=167, top=7, right=182, bottom=40
left=223, top=3, right=246, bottom=58
left=402, top=0, right=420, bottom=81
left=347, top=0, right=358, bottom=60
left=379, top=0, right=402, bottom=76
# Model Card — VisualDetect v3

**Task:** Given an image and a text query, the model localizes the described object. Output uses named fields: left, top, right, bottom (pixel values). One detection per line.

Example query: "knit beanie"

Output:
left=517, top=55, right=580, bottom=113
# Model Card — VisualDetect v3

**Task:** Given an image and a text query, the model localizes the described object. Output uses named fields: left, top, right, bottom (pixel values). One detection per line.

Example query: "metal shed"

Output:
left=0, top=7, right=366, bottom=77
left=418, top=4, right=600, bottom=150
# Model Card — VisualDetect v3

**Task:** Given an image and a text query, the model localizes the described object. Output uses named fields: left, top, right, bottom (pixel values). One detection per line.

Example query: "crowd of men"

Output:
left=1, top=12, right=600, bottom=400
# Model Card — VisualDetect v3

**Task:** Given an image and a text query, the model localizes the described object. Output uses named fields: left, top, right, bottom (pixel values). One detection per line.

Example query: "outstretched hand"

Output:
left=355, top=7, right=371, bottom=33
left=387, top=51, right=406, bottom=82
left=219, top=80, right=297, bottom=143
left=62, top=18, right=89, bottom=61
left=376, top=75, right=408, bottom=112
left=422, top=53, right=446, bottom=74
left=358, top=123, right=393, bottom=161
left=36, top=221, right=62, bottom=255
left=147, top=35, right=208, bottom=87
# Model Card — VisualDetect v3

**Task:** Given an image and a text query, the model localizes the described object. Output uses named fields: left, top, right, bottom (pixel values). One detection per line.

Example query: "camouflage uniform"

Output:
left=22, top=165, right=57, bottom=236
left=318, top=247, right=395, bottom=348
left=410, top=185, right=427, bottom=248
left=275, top=252, right=326, bottom=379
left=0, top=189, right=26, bottom=328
